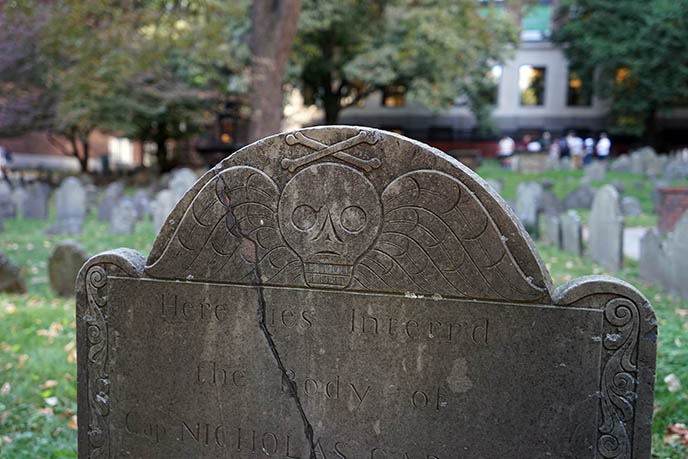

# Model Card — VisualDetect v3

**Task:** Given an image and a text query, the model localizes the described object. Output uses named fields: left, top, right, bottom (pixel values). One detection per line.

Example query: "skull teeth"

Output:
left=304, top=263, right=353, bottom=288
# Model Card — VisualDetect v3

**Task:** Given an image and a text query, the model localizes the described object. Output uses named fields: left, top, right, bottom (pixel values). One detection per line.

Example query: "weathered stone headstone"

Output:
left=76, top=127, right=657, bottom=459
left=583, top=161, right=606, bottom=182
left=665, top=212, right=688, bottom=299
left=611, top=179, right=626, bottom=194
left=46, top=177, right=87, bottom=234
left=638, top=229, right=667, bottom=287
left=559, top=156, right=572, bottom=170
left=49, top=240, right=90, bottom=297
left=10, top=186, right=28, bottom=218
left=152, top=189, right=176, bottom=234
left=564, top=184, right=595, bottom=210
left=610, top=155, right=631, bottom=173
left=85, top=184, right=99, bottom=214
left=23, top=182, right=51, bottom=220
left=132, top=190, right=152, bottom=220
left=621, top=196, right=643, bottom=216
left=543, top=215, right=561, bottom=248
left=515, top=181, right=542, bottom=238
left=560, top=210, right=583, bottom=256
left=589, top=185, right=624, bottom=271
left=98, top=181, right=125, bottom=222
left=0, top=252, right=27, bottom=293
left=110, top=198, right=138, bottom=235
left=539, top=190, right=564, bottom=217
left=0, top=182, right=16, bottom=219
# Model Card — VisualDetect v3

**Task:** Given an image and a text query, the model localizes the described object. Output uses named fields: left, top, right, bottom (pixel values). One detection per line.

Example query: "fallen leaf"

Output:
left=52, top=427, right=62, bottom=438
left=44, top=396, right=58, bottom=407
left=665, top=423, right=688, bottom=448
left=0, top=382, right=9, bottom=395
left=17, top=354, right=28, bottom=368
left=67, top=415, right=78, bottom=430
left=0, top=411, right=8, bottom=425
left=40, top=380, right=58, bottom=389
left=63, top=373, right=73, bottom=382
left=665, top=374, right=682, bottom=393
left=5, top=304, right=15, bottom=314
left=2, top=435, right=11, bottom=444
left=38, top=407, right=53, bottom=416
left=676, top=309, right=688, bottom=318
left=675, top=338, right=682, bottom=347
left=67, top=348, right=77, bottom=363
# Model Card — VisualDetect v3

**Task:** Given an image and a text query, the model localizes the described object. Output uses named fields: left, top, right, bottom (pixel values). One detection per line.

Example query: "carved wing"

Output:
left=352, top=170, right=547, bottom=302
left=145, top=166, right=304, bottom=285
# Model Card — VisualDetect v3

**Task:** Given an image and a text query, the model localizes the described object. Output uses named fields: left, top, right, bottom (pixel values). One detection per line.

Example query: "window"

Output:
left=382, top=85, right=406, bottom=107
left=567, top=71, right=592, bottom=106
left=519, top=65, right=546, bottom=106
left=486, top=65, right=502, bottom=105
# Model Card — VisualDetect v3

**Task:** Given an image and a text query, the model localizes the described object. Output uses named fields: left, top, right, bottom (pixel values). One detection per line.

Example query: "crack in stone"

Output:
left=253, top=259, right=317, bottom=459
left=218, top=171, right=316, bottom=458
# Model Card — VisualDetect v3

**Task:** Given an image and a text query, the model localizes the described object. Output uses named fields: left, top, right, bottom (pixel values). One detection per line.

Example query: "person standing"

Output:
left=568, top=131, right=584, bottom=169
left=497, top=135, right=515, bottom=168
left=584, top=136, right=595, bottom=165
left=596, top=132, right=611, bottom=160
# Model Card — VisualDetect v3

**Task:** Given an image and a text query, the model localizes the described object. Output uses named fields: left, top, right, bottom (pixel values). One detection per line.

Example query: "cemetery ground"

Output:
left=0, top=169, right=686, bottom=457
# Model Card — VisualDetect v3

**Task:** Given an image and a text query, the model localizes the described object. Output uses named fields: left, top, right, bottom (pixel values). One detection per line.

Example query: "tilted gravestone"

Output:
left=561, top=210, right=584, bottom=257
left=76, top=127, right=657, bottom=459
left=589, top=185, right=625, bottom=271
left=46, top=177, right=87, bottom=234
left=639, top=213, right=688, bottom=300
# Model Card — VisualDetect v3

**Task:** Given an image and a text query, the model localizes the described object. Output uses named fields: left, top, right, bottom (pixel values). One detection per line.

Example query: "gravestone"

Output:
left=49, top=240, right=90, bottom=297
left=0, top=252, right=27, bottom=293
left=543, top=215, right=561, bottom=248
left=98, top=181, right=125, bottom=222
left=638, top=229, right=667, bottom=287
left=539, top=190, right=564, bottom=217
left=515, top=181, right=542, bottom=238
left=560, top=210, right=583, bottom=256
left=610, top=155, right=631, bottom=173
left=583, top=161, right=606, bottom=182
left=10, top=186, right=28, bottom=218
left=0, top=182, right=16, bottom=219
left=588, top=185, right=624, bottom=271
left=152, top=189, right=176, bottom=233
left=621, top=196, right=643, bottom=216
left=110, top=198, right=138, bottom=235
left=564, top=184, right=595, bottom=210
left=76, top=127, right=657, bottom=459
left=85, top=184, right=99, bottom=214
left=663, top=159, right=688, bottom=181
left=46, top=177, right=87, bottom=234
left=133, top=190, right=152, bottom=220
left=24, top=182, right=51, bottom=220
left=611, top=179, right=626, bottom=194
left=664, top=212, right=688, bottom=299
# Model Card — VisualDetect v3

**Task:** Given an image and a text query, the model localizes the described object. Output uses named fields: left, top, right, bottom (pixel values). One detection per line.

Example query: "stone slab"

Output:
left=76, top=127, right=657, bottom=459
left=588, top=185, right=624, bottom=271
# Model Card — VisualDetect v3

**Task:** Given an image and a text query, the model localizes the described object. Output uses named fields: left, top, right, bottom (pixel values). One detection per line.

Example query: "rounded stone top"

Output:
left=146, top=126, right=553, bottom=303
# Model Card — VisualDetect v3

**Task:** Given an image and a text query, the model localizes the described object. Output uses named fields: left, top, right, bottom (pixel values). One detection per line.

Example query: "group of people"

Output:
left=498, top=131, right=611, bottom=169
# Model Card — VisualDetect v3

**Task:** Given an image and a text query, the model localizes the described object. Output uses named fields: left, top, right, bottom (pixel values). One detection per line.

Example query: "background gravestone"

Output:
left=621, top=196, right=643, bottom=216
left=24, top=182, right=51, bottom=220
left=0, top=252, right=27, bottom=293
left=169, top=168, right=197, bottom=202
left=110, top=198, right=138, bottom=235
left=638, top=229, right=667, bottom=287
left=152, top=189, right=175, bottom=233
left=46, top=177, right=87, bottom=234
left=49, top=240, right=90, bottom=297
left=560, top=210, right=583, bottom=256
left=10, top=186, right=28, bottom=219
left=76, top=127, right=657, bottom=459
left=98, top=181, right=125, bottom=222
left=589, top=185, right=624, bottom=271
left=515, top=181, right=542, bottom=238
left=583, top=161, right=606, bottom=182
left=543, top=215, right=561, bottom=248
left=0, top=182, right=16, bottom=219
left=564, top=184, right=595, bottom=210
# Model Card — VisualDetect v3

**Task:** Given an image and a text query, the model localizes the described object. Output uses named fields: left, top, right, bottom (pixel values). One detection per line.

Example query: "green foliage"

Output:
left=553, top=0, right=688, bottom=139
left=290, top=0, right=519, bottom=126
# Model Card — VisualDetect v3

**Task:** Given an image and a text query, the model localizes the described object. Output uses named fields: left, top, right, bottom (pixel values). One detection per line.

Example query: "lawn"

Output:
left=0, top=177, right=686, bottom=457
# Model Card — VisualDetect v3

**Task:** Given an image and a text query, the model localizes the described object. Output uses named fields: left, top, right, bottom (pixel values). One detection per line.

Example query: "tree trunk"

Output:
left=79, top=138, right=89, bottom=173
left=156, top=137, right=171, bottom=173
left=324, top=95, right=341, bottom=125
left=247, top=0, right=302, bottom=142
left=644, top=107, right=658, bottom=150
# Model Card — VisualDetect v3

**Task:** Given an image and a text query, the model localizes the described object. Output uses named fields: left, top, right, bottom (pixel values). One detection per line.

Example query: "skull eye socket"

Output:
left=340, top=206, right=367, bottom=233
left=292, top=205, right=318, bottom=231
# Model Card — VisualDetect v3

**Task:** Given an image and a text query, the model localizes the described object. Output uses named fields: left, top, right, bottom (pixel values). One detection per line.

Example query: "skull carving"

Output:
left=278, top=163, right=382, bottom=288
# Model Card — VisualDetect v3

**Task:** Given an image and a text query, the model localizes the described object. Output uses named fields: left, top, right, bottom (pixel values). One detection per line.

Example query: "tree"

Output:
left=553, top=0, right=688, bottom=143
left=247, top=0, right=302, bottom=142
left=289, top=0, right=519, bottom=127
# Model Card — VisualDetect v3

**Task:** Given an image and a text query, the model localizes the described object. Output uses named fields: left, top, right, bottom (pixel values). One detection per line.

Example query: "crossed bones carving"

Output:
left=282, top=131, right=382, bottom=172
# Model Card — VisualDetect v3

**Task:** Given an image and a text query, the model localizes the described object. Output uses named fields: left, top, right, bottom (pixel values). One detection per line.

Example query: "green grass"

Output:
left=0, top=182, right=686, bottom=457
